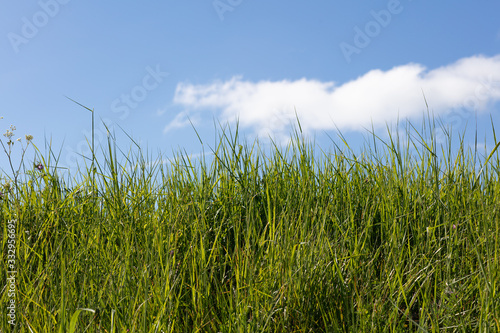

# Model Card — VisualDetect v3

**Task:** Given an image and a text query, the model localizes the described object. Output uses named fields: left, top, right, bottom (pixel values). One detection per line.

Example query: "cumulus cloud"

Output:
left=167, top=54, right=500, bottom=137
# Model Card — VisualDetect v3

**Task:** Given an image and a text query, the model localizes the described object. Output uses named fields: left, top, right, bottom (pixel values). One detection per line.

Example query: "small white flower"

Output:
left=16, top=138, right=21, bottom=142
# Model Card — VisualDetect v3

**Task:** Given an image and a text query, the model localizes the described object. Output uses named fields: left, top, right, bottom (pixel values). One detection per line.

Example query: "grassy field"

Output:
left=1, top=114, right=499, bottom=332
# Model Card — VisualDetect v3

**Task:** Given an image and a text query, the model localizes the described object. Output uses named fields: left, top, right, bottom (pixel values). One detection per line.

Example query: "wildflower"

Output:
left=3, top=125, right=16, bottom=138
left=453, top=224, right=456, bottom=229
left=35, top=163, right=44, bottom=171
left=3, top=181, right=12, bottom=191
left=3, top=130, right=13, bottom=139
left=16, top=138, right=21, bottom=142
left=25, top=134, right=33, bottom=142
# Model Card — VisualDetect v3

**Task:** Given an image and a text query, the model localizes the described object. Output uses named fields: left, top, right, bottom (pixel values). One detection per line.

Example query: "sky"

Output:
left=1, top=0, right=500, bottom=179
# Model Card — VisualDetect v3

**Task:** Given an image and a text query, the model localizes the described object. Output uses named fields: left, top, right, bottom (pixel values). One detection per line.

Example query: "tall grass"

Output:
left=1, top=114, right=499, bottom=332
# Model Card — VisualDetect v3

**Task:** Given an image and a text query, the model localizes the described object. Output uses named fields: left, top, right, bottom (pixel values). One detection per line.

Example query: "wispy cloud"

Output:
left=163, top=111, right=196, bottom=133
left=168, top=54, right=500, bottom=137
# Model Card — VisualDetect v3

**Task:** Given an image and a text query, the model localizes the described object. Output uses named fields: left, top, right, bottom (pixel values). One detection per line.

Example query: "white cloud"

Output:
left=168, top=54, right=500, bottom=137
left=163, top=110, right=198, bottom=133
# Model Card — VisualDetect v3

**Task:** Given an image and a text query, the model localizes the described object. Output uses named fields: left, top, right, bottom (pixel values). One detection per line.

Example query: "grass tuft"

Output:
left=1, top=114, right=499, bottom=332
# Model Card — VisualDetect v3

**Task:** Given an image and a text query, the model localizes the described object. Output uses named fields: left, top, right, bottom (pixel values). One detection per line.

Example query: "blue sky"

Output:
left=1, top=0, right=500, bottom=178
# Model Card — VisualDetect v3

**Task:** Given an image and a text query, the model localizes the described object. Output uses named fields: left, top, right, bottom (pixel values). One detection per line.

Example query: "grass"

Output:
left=1, top=111, right=500, bottom=332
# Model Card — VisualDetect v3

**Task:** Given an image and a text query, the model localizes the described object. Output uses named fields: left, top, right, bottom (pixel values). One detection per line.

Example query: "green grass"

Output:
left=1, top=114, right=500, bottom=332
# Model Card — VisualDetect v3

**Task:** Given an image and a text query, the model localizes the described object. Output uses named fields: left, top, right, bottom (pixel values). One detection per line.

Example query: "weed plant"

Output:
left=1, top=113, right=499, bottom=332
